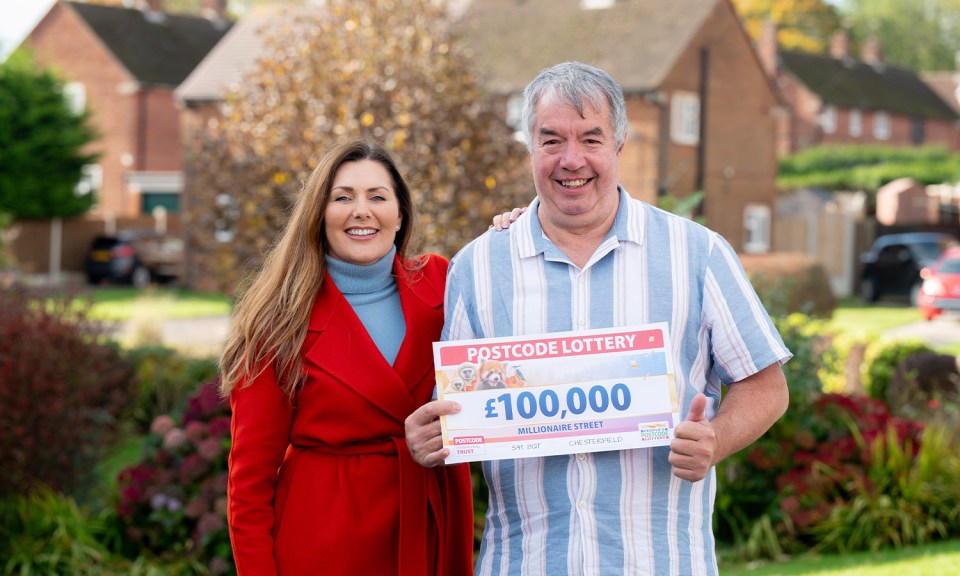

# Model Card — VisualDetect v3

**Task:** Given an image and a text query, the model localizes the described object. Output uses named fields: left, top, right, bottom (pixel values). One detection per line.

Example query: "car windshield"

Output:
left=910, top=241, right=951, bottom=262
left=940, top=258, right=960, bottom=274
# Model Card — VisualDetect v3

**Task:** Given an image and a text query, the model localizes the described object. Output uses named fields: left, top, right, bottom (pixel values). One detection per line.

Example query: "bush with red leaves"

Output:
left=0, top=288, right=135, bottom=498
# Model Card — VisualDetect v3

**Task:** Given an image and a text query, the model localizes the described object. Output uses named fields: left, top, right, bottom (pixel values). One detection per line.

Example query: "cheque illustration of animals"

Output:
left=441, top=360, right=526, bottom=393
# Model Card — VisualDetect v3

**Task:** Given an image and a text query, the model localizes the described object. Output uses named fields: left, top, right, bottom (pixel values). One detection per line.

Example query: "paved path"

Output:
left=115, top=315, right=231, bottom=356
left=883, top=315, right=960, bottom=348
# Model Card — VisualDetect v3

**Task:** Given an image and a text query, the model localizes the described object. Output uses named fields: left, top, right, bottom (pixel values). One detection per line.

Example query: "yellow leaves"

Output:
left=273, top=172, right=289, bottom=185
left=484, top=176, right=496, bottom=190
left=391, top=129, right=407, bottom=148
left=360, top=112, right=375, bottom=127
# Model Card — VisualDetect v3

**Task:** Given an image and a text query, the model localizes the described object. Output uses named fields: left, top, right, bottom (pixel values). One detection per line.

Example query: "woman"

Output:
left=220, top=140, right=474, bottom=575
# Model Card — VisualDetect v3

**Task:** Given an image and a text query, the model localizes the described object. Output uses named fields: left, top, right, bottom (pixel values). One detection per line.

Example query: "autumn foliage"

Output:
left=186, top=0, right=533, bottom=293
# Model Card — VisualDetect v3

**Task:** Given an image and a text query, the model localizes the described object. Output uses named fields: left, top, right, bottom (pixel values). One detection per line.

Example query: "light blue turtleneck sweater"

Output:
left=325, top=247, right=406, bottom=365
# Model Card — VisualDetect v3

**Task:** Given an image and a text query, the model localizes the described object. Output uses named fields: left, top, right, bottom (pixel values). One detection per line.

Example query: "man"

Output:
left=406, top=61, right=790, bottom=575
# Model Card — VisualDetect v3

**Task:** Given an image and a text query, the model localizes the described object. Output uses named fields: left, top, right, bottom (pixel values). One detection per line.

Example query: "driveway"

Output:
left=884, top=315, right=960, bottom=348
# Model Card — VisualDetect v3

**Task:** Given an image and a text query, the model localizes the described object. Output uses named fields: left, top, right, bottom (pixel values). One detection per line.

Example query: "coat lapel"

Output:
left=302, top=257, right=444, bottom=424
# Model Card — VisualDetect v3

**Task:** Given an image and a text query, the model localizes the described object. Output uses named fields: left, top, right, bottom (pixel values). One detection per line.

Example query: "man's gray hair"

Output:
left=521, top=61, right=628, bottom=152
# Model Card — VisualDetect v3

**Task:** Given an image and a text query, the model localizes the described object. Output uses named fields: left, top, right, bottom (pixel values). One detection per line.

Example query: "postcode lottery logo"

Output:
left=638, top=423, right=670, bottom=442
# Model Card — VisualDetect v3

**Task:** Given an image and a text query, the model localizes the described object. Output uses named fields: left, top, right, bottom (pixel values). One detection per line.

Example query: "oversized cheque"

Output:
left=433, top=323, right=681, bottom=464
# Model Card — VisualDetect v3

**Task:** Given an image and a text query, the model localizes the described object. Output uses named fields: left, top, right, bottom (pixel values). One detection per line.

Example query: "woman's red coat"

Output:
left=227, top=254, right=474, bottom=575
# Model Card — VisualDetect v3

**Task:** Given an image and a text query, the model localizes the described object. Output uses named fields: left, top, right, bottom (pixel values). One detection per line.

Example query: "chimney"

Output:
left=758, top=19, right=779, bottom=77
left=200, top=0, right=227, bottom=21
left=860, top=38, right=883, bottom=65
left=830, top=29, right=850, bottom=59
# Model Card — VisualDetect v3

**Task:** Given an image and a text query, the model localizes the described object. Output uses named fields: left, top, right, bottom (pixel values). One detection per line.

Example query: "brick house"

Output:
left=454, top=0, right=784, bottom=253
left=22, top=0, right=232, bottom=223
left=177, top=0, right=782, bottom=255
left=757, top=25, right=960, bottom=155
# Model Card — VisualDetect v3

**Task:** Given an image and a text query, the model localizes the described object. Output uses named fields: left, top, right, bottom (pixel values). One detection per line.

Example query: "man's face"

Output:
left=530, top=92, right=622, bottom=233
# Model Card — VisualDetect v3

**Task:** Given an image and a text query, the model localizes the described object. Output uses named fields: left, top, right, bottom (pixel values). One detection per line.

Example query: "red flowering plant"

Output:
left=114, top=377, right=234, bottom=574
left=774, top=394, right=924, bottom=533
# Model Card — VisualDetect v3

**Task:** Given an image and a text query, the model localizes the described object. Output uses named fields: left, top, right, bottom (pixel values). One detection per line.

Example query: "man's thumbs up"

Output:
left=685, top=393, right=708, bottom=422
left=669, top=393, right=716, bottom=482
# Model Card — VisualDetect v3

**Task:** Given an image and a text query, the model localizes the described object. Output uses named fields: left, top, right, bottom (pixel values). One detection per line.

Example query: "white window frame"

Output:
left=580, top=0, right=615, bottom=8
left=849, top=108, right=862, bottom=137
left=820, top=105, right=836, bottom=134
left=670, top=91, right=700, bottom=146
left=873, top=111, right=891, bottom=140
left=63, top=82, right=86, bottom=116
left=505, top=92, right=525, bottom=143
left=743, top=204, right=771, bottom=254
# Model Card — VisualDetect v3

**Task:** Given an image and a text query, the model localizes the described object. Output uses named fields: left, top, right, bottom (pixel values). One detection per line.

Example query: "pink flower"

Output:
left=150, top=414, right=176, bottom=437
left=163, top=428, right=187, bottom=451
left=185, top=420, right=207, bottom=443
left=197, top=438, right=222, bottom=462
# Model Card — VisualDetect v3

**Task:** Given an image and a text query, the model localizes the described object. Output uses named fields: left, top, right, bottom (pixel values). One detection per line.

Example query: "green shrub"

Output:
left=0, top=488, right=111, bottom=574
left=0, top=488, right=207, bottom=575
left=714, top=314, right=834, bottom=554
left=121, top=346, right=218, bottom=433
left=861, top=339, right=934, bottom=401
left=777, top=145, right=960, bottom=192
left=0, top=288, right=136, bottom=499
left=741, top=253, right=836, bottom=318
left=886, top=352, right=960, bottom=425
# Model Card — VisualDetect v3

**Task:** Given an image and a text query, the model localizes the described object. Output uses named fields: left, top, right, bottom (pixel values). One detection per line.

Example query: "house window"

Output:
left=849, top=109, right=862, bottom=137
left=820, top=105, right=836, bottom=134
left=911, top=117, right=925, bottom=145
left=506, top=93, right=525, bottom=143
left=215, top=193, right=239, bottom=243
left=74, top=164, right=101, bottom=196
left=743, top=204, right=771, bottom=254
left=873, top=111, right=891, bottom=140
left=142, top=193, right=181, bottom=214
left=670, top=92, right=700, bottom=146
left=63, top=82, right=86, bottom=116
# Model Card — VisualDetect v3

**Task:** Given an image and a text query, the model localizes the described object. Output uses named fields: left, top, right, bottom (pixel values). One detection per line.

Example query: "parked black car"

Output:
left=84, top=230, right=184, bottom=287
left=859, top=232, right=959, bottom=303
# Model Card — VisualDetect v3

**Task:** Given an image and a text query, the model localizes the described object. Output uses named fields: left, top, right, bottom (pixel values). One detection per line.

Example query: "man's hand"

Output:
left=405, top=400, right=461, bottom=467
left=668, top=393, right=717, bottom=482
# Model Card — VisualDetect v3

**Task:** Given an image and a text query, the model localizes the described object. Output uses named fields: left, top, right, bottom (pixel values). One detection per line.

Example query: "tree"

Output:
left=0, top=52, right=98, bottom=220
left=732, top=0, right=843, bottom=53
left=839, top=0, right=960, bottom=71
left=186, top=0, right=532, bottom=292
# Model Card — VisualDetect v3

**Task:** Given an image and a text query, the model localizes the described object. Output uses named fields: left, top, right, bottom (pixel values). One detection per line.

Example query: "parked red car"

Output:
left=918, top=247, right=960, bottom=321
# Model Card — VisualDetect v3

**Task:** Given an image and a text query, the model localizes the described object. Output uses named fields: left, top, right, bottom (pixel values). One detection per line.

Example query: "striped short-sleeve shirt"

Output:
left=443, top=189, right=792, bottom=576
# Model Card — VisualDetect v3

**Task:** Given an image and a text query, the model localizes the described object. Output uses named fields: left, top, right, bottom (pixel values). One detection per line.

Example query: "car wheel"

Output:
left=131, top=265, right=151, bottom=288
left=860, top=277, right=879, bottom=302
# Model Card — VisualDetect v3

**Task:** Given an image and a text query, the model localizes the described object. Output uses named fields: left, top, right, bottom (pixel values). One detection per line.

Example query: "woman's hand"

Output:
left=490, top=207, right=526, bottom=231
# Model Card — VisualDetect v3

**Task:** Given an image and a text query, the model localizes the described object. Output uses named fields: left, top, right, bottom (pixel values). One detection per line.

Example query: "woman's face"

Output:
left=323, top=160, right=402, bottom=266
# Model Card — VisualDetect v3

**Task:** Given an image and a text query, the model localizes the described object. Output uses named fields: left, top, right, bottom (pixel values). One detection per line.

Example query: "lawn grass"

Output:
left=81, top=286, right=233, bottom=320
left=721, top=538, right=960, bottom=575
left=826, top=299, right=923, bottom=338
